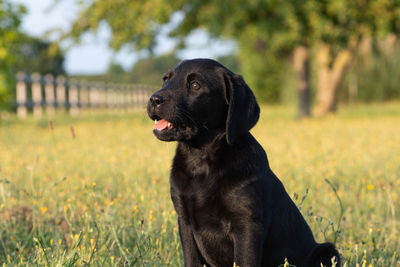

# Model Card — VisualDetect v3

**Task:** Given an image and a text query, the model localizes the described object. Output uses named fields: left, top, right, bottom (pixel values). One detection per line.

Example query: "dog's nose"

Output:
left=150, top=94, right=164, bottom=107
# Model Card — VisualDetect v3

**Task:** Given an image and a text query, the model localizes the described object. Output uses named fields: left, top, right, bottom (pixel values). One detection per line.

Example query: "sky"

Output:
left=13, top=0, right=236, bottom=75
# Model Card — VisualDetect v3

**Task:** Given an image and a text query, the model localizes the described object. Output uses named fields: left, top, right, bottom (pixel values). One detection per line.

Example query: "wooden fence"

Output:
left=15, top=72, right=156, bottom=118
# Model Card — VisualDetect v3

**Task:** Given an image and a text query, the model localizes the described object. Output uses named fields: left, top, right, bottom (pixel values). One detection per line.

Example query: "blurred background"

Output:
left=1, top=1, right=400, bottom=266
left=1, top=0, right=400, bottom=117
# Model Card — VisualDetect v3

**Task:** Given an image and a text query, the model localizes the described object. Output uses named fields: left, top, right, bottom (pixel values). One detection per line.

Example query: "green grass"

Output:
left=0, top=103, right=399, bottom=266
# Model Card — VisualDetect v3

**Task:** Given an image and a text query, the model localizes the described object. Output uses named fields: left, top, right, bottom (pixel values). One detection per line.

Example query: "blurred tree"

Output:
left=67, top=0, right=288, bottom=103
left=72, top=54, right=180, bottom=85
left=104, top=61, right=126, bottom=82
left=216, top=54, right=240, bottom=74
left=128, top=54, right=238, bottom=87
left=127, top=53, right=180, bottom=86
left=340, top=35, right=400, bottom=103
left=68, top=0, right=400, bottom=115
left=11, top=34, right=65, bottom=75
left=0, top=1, right=64, bottom=109
left=310, top=1, right=400, bottom=114
left=0, top=0, right=25, bottom=107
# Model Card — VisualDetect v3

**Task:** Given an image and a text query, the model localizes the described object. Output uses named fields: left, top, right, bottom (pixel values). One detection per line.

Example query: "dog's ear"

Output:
left=219, top=69, right=260, bottom=145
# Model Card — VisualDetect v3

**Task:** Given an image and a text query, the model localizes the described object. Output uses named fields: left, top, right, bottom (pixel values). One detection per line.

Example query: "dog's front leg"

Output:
left=171, top=189, right=204, bottom=266
left=178, top=217, right=204, bottom=267
left=232, top=223, right=264, bottom=267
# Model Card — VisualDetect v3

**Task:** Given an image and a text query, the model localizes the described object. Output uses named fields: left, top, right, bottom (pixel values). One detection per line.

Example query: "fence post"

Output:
left=44, top=74, right=55, bottom=116
left=118, top=84, right=123, bottom=111
left=98, top=82, right=106, bottom=108
left=123, top=84, right=129, bottom=111
left=109, top=83, right=116, bottom=110
left=16, top=72, right=27, bottom=118
left=79, top=80, right=89, bottom=110
left=89, top=82, right=99, bottom=109
left=127, top=85, right=133, bottom=110
left=126, top=84, right=132, bottom=111
left=69, top=79, right=79, bottom=116
left=107, top=83, right=114, bottom=110
left=31, top=73, right=42, bottom=118
left=56, top=75, right=66, bottom=111
left=104, top=82, right=110, bottom=108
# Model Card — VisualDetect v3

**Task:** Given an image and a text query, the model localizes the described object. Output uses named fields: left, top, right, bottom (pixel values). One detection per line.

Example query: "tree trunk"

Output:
left=316, top=43, right=353, bottom=114
left=293, top=46, right=311, bottom=118
left=378, top=33, right=397, bottom=57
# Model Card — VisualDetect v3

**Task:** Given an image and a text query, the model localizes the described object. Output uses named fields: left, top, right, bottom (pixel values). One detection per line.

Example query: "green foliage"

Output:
left=0, top=1, right=64, bottom=110
left=105, top=61, right=125, bottom=81
left=68, top=0, right=303, bottom=102
left=0, top=0, right=25, bottom=107
left=11, top=35, right=65, bottom=76
left=69, top=0, right=185, bottom=51
left=127, top=53, right=180, bottom=86
left=87, top=53, right=239, bottom=89
left=72, top=54, right=180, bottom=86
left=0, top=35, right=65, bottom=110
left=343, top=47, right=400, bottom=102
left=68, top=0, right=400, bottom=103
left=238, top=46, right=287, bottom=102
left=216, top=54, right=240, bottom=74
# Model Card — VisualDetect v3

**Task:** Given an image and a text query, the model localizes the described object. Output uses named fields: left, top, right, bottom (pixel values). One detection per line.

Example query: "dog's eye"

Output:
left=162, top=76, right=168, bottom=82
left=190, top=81, right=201, bottom=90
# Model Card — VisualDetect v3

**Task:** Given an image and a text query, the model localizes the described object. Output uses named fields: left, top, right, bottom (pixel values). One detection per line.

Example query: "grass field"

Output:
left=0, top=103, right=399, bottom=266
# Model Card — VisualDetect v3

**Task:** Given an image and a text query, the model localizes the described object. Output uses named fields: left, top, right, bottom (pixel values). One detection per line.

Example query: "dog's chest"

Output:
left=183, top=151, right=211, bottom=176
left=180, top=179, right=227, bottom=226
left=172, top=161, right=231, bottom=230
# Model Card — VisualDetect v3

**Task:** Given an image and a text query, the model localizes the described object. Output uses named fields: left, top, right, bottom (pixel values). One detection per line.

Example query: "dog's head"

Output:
left=147, top=58, right=260, bottom=145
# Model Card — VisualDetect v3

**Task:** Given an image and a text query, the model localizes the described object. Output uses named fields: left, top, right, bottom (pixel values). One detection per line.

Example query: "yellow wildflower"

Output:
left=366, top=184, right=374, bottom=190
left=41, top=207, right=48, bottom=214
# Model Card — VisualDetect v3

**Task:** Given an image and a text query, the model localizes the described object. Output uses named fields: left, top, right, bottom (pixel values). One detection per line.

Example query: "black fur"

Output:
left=147, top=58, right=340, bottom=267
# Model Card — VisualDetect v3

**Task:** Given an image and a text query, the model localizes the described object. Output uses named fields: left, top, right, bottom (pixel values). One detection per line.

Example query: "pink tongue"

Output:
left=154, top=119, right=169, bottom=131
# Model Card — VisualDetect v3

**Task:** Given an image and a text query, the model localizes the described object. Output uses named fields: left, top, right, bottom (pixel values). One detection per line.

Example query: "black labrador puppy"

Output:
left=147, top=58, right=340, bottom=267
